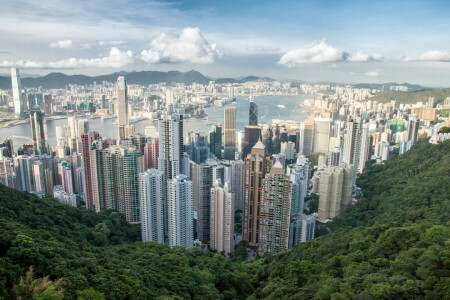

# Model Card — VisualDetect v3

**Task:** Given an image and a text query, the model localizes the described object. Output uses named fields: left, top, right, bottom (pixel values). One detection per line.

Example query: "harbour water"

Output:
left=0, top=95, right=312, bottom=151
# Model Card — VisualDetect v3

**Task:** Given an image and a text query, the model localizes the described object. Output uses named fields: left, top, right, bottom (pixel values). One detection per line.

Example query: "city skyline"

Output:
left=0, top=0, right=449, bottom=86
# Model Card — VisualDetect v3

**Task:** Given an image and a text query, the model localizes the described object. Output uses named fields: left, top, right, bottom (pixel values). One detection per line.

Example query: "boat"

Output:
left=101, top=115, right=117, bottom=120
left=277, top=104, right=286, bottom=109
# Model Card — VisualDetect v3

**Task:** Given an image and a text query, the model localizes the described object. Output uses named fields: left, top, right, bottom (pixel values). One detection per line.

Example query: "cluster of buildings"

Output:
left=1, top=67, right=448, bottom=257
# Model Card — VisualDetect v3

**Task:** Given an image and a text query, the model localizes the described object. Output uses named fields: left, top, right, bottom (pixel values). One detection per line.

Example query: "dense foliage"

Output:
left=366, top=88, right=450, bottom=105
left=0, top=140, right=449, bottom=299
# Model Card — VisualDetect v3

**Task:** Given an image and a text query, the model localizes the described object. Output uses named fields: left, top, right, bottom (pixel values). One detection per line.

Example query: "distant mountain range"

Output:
left=0, top=70, right=275, bottom=89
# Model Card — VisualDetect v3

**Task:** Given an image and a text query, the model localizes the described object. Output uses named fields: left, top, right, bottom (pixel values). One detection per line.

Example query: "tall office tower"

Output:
left=192, top=163, right=213, bottom=242
left=230, top=160, right=244, bottom=211
left=318, top=166, right=344, bottom=221
left=0, top=157, right=15, bottom=187
left=11, top=68, right=24, bottom=116
left=144, top=138, right=159, bottom=170
left=357, top=123, right=370, bottom=173
left=139, top=169, right=164, bottom=244
left=158, top=114, right=184, bottom=180
left=29, top=107, right=47, bottom=155
left=288, top=213, right=316, bottom=248
left=339, top=162, right=353, bottom=212
left=80, top=131, right=101, bottom=209
left=89, top=141, right=115, bottom=212
left=407, top=117, right=419, bottom=145
left=109, top=145, right=144, bottom=223
left=210, top=181, right=235, bottom=255
left=270, top=123, right=281, bottom=154
left=273, top=153, right=286, bottom=169
left=77, top=119, right=90, bottom=136
left=299, top=121, right=314, bottom=155
left=27, top=94, right=36, bottom=112
left=343, top=118, right=360, bottom=165
left=117, top=76, right=129, bottom=140
left=249, top=101, right=258, bottom=126
left=258, top=162, right=291, bottom=255
left=209, top=124, right=222, bottom=159
left=242, top=126, right=261, bottom=158
left=329, top=147, right=342, bottom=166
left=243, top=140, right=272, bottom=247
left=281, top=141, right=295, bottom=160
left=101, top=94, right=107, bottom=109
left=313, top=117, right=332, bottom=154
left=67, top=117, right=77, bottom=138
left=191, top=133, right=210, bottom=164
left=224, top=107, right=237, bottom=160
left=287, top=160, right=309, bottom=215
left=167, top=174, right=193, bottom=248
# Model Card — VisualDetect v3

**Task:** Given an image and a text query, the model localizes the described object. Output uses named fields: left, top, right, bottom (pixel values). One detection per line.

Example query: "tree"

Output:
left=11, top=267, right=64, bottom=300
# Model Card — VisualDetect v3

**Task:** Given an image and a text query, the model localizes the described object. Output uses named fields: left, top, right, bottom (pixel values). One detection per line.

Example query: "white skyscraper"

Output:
left=117, top=76, right=128, bottom=140
left=167, top=174, right=193, bottom=249
left=158, top=114, right=184, bottom=180
left=313, top=118, right=332, bottom=154
left=11, top=68, right=23, bottom=116
left=139, top=169, right=164, bottom=244
left=210, top=182, right=235, bottom=255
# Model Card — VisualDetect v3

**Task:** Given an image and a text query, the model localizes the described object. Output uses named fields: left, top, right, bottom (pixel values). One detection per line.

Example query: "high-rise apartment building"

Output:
left=249, top=101, right=258, bottom=126
left=191, top=133, right=210, bottom=164
left=230, top=160, right=244, bottom=211
left=77, top=119, right=90, bottom=136
left=210, top=182, right=235, bottom=255
left=258, top=161, right=291, bottom=255
left=289, top=213, right=316, bottom=248
left=29, top=107, right=47, bottom=155
left=224, top=107, right=236, bottom=160
left=243, top=140, right=272, bottom=247
left=167, top=174, right=194, bottom=248
left=80, top=131, right=101, bottom=209
left=144, top=138, right=159, bottom=170
left=139, top=169, right=164, bottom=243
left=158, top=114, right=184, bottom=180
left=192, top=162, right=213, bottom=242
left=313, top=118, right=332, bottom=154
left=117, top=76, right=128, bottom=140
left=11, top=68, right=24, bottom=116
left=407, top=117, right=419, bottom=145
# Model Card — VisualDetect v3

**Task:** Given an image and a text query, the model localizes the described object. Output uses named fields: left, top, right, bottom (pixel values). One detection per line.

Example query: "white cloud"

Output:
left=348, top=51, right=383, bottom=62
left=49, top=40, right=73, bottom=49
left=419, top=50, right=450, bottom=62
left=99, top=40, right=127, bottom=46
left=365, top=71, right=379, bottom=77
left=279, top=41, right=349, bottom=66
left=0, top=47, right=133, bottom=69
left=141, top=27, right=221, bottom=64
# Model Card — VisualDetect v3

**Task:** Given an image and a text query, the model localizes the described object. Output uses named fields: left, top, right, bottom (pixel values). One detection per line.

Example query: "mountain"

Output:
left=367, top=88, right=450, bottom=105
left=0, top=70, right=275, bottom=90
left=0, top=140, right=449, bottom=299
left=354, top=82, right=424, bottom=91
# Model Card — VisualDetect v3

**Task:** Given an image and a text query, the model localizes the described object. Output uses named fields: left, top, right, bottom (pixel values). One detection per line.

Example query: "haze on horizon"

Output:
left=0, top=0, right=449, bottom=87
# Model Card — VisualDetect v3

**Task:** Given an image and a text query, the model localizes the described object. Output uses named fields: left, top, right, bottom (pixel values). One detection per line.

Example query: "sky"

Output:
left=0, top=0, right=449, bottom=86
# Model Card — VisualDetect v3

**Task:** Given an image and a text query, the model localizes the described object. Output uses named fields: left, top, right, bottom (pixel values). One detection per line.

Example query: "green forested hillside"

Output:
left=0, top=140, right=449, bottom=299
left=367, top=88, right=450, bottom=105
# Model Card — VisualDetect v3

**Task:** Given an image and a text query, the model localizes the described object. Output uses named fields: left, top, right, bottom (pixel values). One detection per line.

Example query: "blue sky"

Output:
left=0, top=0, right=449, bottom=86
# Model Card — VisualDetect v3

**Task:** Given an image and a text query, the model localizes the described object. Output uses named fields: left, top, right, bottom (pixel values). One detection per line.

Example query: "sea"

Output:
left=0, top=95, right=313, bottom=152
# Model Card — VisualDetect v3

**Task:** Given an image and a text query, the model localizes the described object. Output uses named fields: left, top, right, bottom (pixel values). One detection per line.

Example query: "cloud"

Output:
left=0, top=47, right=133, bottom=69
left=348, top=51, right=383, bottom=62
left=141, top=27, right=221, bottom=64
left=279, top=41, right=348, bottom=66
left=419, top=50, right=450, bottom=62
left=49, top=40, right=73, bottom=48
left=99, top=40, right=127, bottom=46
left=365, top=71, right=379, bottom=77
left=279, top=41, right=384, bottom=66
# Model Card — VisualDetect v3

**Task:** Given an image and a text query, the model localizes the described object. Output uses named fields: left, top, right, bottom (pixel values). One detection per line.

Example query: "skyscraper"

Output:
left=224, top=107, right=236, bottom=160
left=192, top=162, right=213, bottom=242
left=167, top=174, right=194, bottom=248
left=242, top=126, right=261, bottom=158
left=191, top=133, right=210, bottom=164
left=210, top=181, right=235, bottom=255
left=209, top=124, right=222, bottom=159
left=249, top=101, right=258, bottom=126
left=289, top=214, right=316, bottom=248
left=313, top=117, right=332, bottom=154
left=80, top=131, right=101, bottom=209
left=230, top=160, right=244, bottom=211
left=144, top=138, right=159, bottom=170
left=139, top=169, right=164, bottom=243
left=243, top=140, right=272, bottom=247
left=11, top=68, right=23, bottom=116
left=117, top=76, right=128, bottom=140
left=407, top=116, right=419, bottom=145
left=258, top=161, right=291, bottom=255
left=29, top=107, right=47, bottom=155
left=77, top=119, right=90, bottom=136
left=299, top=121, right=314, bottom=155
left=43, top=95, right=53, bottom=115
left=158, top=114, right=185, bottom=180
left=318, top=166, right=343, bottom=221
